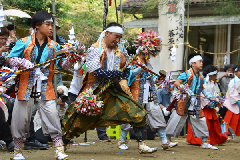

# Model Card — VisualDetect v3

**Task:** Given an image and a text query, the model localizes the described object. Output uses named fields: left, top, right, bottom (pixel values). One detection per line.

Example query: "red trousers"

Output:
left=187, top=107, right=228, bottom=145
left=224, top=110, right=240, bottom=136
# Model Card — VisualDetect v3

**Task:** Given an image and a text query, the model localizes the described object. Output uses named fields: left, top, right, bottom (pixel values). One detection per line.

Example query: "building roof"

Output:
left=121, top=0, right=224, bottom=8
left=119, top=0, right=233, bottom=17
left=122, top=0, right=146, bottom=8
left=124, top=15, right=240, bottom=28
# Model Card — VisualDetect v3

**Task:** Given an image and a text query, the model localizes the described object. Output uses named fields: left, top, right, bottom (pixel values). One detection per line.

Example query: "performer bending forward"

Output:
left=62, top=22, right=157, bottom=154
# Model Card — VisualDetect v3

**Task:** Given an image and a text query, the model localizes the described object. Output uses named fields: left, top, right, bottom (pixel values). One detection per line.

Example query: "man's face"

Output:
left=0, top=35, right=8, bottom=47
left=36, top=21, right=53, bottom=37
left=105, top=31, right=122, bottom=48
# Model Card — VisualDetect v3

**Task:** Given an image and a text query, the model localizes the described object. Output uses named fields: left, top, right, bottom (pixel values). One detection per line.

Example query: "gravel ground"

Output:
left=1, top=130, right=240, bottom=160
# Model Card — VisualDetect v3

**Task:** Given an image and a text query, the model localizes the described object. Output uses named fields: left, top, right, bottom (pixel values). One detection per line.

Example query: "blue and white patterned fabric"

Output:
left=122, top=68, right=130, bottom=80
left=86, top=46, right=101, bottom=73
left=94, top=68, right=123, bottom=81
left=8, top=37, right=60, bottom=63
left=178, top=71, right=202, bottom=94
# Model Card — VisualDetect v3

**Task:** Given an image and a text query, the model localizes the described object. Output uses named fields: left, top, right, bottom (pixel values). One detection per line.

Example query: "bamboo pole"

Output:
left=52, top=0, right=58, bottom=106
left=184, top=0, right=190, bottom=137
left=185, top=0, right=190, bottom=70
left=238, top=39, right=240, bottom=65
left=120, top=0, right=123, bottom=24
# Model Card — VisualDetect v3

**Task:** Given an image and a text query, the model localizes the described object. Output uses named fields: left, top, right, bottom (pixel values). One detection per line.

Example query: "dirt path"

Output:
left=1, top=130, right=240, bottom=160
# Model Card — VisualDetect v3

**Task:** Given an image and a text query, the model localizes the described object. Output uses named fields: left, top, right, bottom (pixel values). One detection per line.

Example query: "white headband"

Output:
left=43, top=18, right=53, bottom=23
left=189, top=55, right=203, bottom=66
left=97, top=26, right=123, bottom=42
left=207, top=70, right=218, bottom=76
left=205, top=70, right=218, bottom=82
left=106, top=26, right=123, bottom=34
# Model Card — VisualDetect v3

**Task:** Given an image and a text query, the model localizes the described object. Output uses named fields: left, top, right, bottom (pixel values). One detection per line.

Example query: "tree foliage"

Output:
left=127, top=0, right=240, bottom=18
left=3, top=0, right=64, bottom=17
left=2, top=0, right=141, bottom=48
left=210, top=0, right=240, bottom=17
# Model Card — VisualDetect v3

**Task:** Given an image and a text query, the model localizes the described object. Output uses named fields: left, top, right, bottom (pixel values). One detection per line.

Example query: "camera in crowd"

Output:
left=228, top=73, right=233, bottom=77
left=9, top=42, right=16, bottom=50
left=58, top=94, right=68, bottom=102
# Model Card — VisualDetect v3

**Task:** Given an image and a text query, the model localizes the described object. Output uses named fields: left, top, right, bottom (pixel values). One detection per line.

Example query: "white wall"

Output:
left=157, top=1, right=185, bottom=72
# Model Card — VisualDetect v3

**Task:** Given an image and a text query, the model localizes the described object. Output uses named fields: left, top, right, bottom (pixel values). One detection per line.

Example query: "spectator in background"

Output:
left=29, top=27, right=34, bottom=36
left=159, top=70, right=166, bottom=81
left=157, top=75, right=175, bottom=124
left=6, top=24, right=17, bottom=46
left=49, top=20, right=65, bottom=87
left=218, top=64, right=235, bottom=121
left=57, top=85, right=69, bottom=120
left=0, top=105, right=14, bottom=152
left=0, top=27, right=14, bottom=152
left=156, top=70, right=176, bottom=142
left=0, top=27, right=10, bottom=68
left=49, top=20, right=66, bottom=46
left=219, top=64, right=235, bottom=96
left=67, top=62, right=84, bottom=106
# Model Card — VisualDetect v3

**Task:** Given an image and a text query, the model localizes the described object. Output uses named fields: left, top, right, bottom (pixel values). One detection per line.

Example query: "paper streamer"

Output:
left=132, top=30, right=162, bottom=57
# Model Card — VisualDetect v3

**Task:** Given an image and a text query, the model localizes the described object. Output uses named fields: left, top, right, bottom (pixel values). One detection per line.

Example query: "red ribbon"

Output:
left=109, top=0, right=111, bottom=6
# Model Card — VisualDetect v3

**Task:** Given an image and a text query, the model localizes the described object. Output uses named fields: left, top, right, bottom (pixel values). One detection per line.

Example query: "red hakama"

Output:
left=187, top=107, right=228, bottom=145
left=224, top=110, right=240, bottom=136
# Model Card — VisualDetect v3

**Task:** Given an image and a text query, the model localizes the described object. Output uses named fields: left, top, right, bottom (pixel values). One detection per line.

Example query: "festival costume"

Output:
left=62, top=39, right=147, bottom=143
left=166, top=68, right=218, bottom=149
left=67, top=62, right=83, bottom=105
left=223, top=76, right=240, bottom=136
left=119, top=57, right=177, bottom=150
left=187, top=81, right=228, bottom=145
left=9, top=33, right=68, bottom=160
left=218, top=77, right=233, bottom=122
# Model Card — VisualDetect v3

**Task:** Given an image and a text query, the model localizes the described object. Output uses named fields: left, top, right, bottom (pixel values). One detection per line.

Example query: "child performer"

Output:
left=7, top=11, right=71, bottom=160
left=118, top=51, right=177, bottom=151
left=187, top=65, right=229, bottom=145
left=223, top=65, right=240, bottom=136
left=165, top=53, right=218, bottom=150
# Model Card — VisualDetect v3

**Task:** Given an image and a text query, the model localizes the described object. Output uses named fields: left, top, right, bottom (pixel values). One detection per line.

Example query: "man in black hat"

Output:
left=49, top=20, right=66, bottom=46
